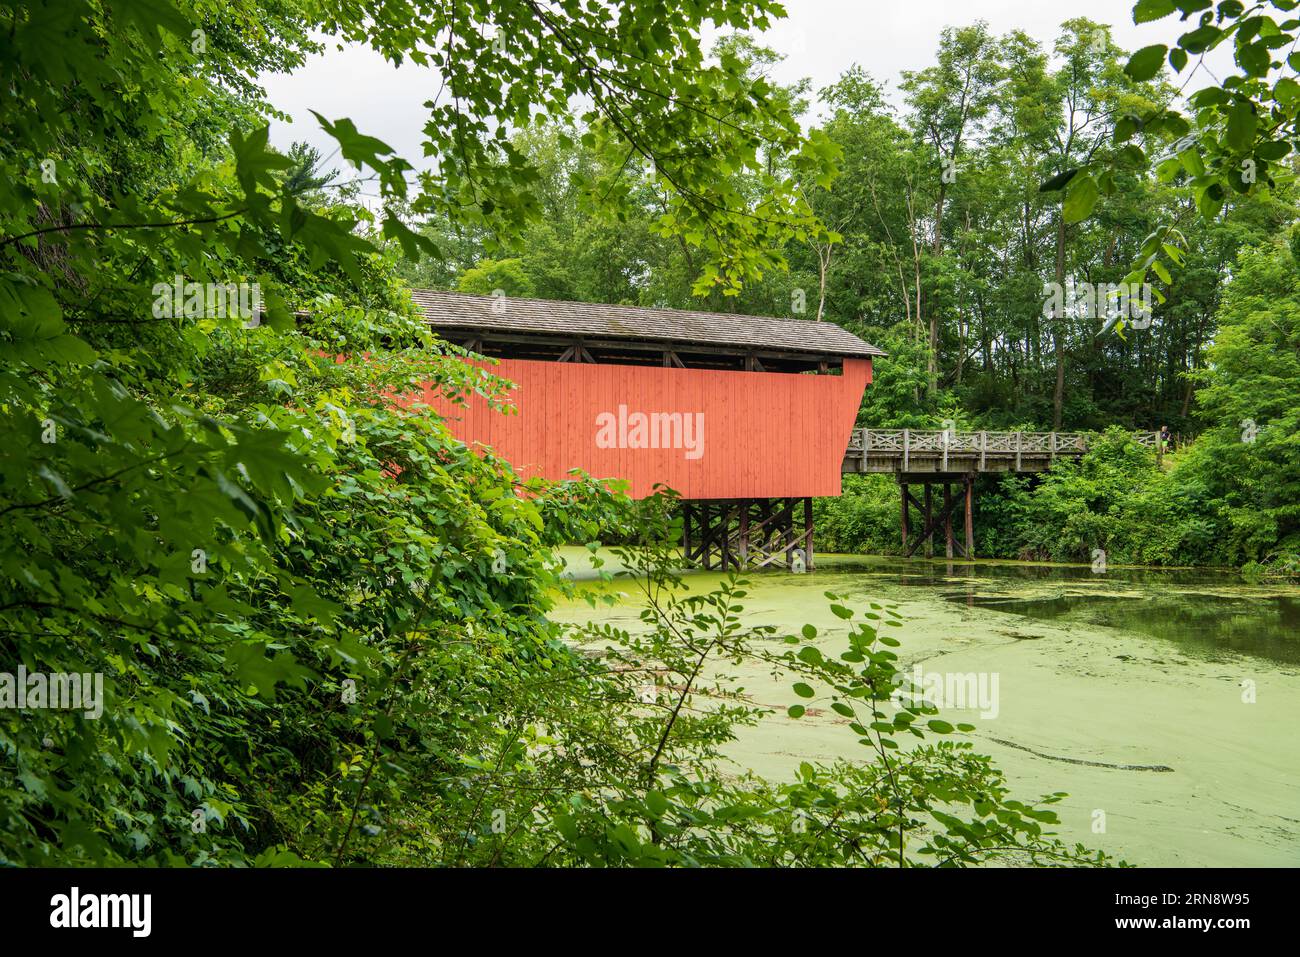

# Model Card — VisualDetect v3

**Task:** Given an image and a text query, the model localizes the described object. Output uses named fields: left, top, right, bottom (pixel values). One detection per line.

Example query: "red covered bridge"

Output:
left=412, top=290, right=884, bottom=570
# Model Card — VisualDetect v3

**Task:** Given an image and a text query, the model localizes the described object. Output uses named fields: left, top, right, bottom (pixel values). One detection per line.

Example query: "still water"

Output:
left=550, top=551, right=1300, bottom=866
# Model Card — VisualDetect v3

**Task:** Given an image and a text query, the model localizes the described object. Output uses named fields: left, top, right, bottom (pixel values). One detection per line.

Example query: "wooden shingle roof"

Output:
left=410, top=289, right=885, bottom=359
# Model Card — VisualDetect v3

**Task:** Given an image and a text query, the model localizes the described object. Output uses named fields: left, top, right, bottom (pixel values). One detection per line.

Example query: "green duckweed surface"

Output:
left=550, top=549, right=1300, bottom=866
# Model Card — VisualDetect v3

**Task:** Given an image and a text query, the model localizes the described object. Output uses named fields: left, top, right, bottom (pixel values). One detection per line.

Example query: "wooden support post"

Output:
left=712, top=501, right=722, bottom=566
left=964, top=474, right=974, bottom=559
left=979, top=431, right=987, bottom=471
left=719, top=503, right=726, bottom=567
left=780, top=496, right=790, bottom=564
left=903, top=428, right=911, bottom=473
left=739, top=500, right=749, bottom=566
left=904, top=484, right=962, bottom=559
left=1015, top=431, right=1022, bottom=471
left=705, top=502, right=713, bottom=569
left=721, top=503, right=733, bottom=570
left=728, top=501, right=737, bottom=570
left=943, top=483, right=954, bottom=559
left=718, top=502, right=725, bottom=570
left=705, top=503, right=711, bottom=566
left=717, top=504, right=728, bottom=572
left=900, top=481, right=910, bottom=555
left=804, top=497, right=815, bottom=570
left=720, top=503, right=729, bottom=568
left=683, top=502, right=693, bottom=565
left=696, top=503, right=707, bottom=568
left=1050, top=431, right=1057, bottom=462
left=923, top=484, right=933, bottom=559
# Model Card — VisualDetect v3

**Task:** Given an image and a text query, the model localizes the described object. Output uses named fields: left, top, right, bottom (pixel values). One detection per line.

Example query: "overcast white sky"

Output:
left=262, top=0, right=1232, bottom=181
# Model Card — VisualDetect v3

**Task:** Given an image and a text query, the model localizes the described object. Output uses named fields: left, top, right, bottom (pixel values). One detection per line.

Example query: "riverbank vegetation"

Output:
left=818, top=238, right=1300, bottom=576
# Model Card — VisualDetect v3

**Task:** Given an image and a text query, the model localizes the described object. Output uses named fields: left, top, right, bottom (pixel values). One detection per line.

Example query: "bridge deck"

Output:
left=842, top=429, right=1158, bottom=476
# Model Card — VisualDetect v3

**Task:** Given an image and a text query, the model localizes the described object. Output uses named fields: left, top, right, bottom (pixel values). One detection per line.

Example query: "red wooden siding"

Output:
left=416, top=358, right=871, bottom=500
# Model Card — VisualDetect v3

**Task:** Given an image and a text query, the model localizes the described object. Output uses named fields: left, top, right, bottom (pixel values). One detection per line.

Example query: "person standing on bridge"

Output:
left=1159, top=425, right=1172, bottom=455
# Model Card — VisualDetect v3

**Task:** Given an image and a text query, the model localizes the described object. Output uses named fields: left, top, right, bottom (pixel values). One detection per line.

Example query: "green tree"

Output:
left=1179, top=238, right=1300, bottom=566
left=456, top=258, right=537, bottom=297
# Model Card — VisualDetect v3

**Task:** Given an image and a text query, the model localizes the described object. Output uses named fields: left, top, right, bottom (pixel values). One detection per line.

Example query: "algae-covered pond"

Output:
left=549, top=549, right=1300, bottom=867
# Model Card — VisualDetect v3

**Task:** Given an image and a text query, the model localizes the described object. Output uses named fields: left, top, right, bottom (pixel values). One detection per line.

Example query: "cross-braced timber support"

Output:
left=681, top=498, right=814, bottom=571
left=898, top=474, right=974, bottom=559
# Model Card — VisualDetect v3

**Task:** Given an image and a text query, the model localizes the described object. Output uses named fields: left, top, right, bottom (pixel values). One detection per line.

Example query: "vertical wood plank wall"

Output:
left=416, top=357, right=871, bottom=500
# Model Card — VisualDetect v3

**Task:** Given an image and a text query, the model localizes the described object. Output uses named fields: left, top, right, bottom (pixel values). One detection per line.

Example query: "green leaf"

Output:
left=1197, top=182, right=1225, bottom=218
left=311, top=113, right=397, bottom=174
left=115, top=0, right=193, bottom=44
left=1179, top=147, right=1206, bottom=177
left=1257, top=139, right=1292, bottom=160
left=1133, top=0, right=1177, bottom=23
left=1125, top=45, right=1168, bottom=81
left=1179, top=24, right=1222, bottom=54
left=1238, top=40, right=1271, bottom=78
left=1062, top=173, right=1099, bottom=223
left=382, top=215, right=439, bottom=260
left=1038, top=168, right=1078, bottom=193
left=1113, top=114, right=1140, bottom=143
left=1274, top=76, right=1300, bottom=104
left=792, top=682, right=815, bottom=699
left=231, top=125, right=293, bottom=198
left=797, top=646, right=824, bottom=665
left=1226, top=101, right=1257, bottom=151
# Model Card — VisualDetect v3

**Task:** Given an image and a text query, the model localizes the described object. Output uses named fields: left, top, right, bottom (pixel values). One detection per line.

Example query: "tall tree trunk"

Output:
left=928, top=182, right=947, bottom=393
left=925, top=174, right=946, bottom=395
left=1052, top=213, right=1066, bottom=430
left=905, top=184, right=931, bottom=389
left=932, top=182, right=946, bottom=257
left=1182, top=307, right=1209, bottom=417
left=815, top=241, right=830, bottom=321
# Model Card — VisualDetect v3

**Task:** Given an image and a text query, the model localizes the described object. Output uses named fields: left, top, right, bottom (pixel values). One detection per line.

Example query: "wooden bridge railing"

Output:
left=842, top=430, right=1161, bottom=558
left=844, top=429, right=1159, bottom=474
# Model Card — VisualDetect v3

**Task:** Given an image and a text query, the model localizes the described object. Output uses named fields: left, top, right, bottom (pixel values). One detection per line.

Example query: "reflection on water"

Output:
left=820, top=555, right=1244, bottom=587
left=957, top=592, right=1300, bottom=666
left=811, top=556, right=1300, bottom=667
